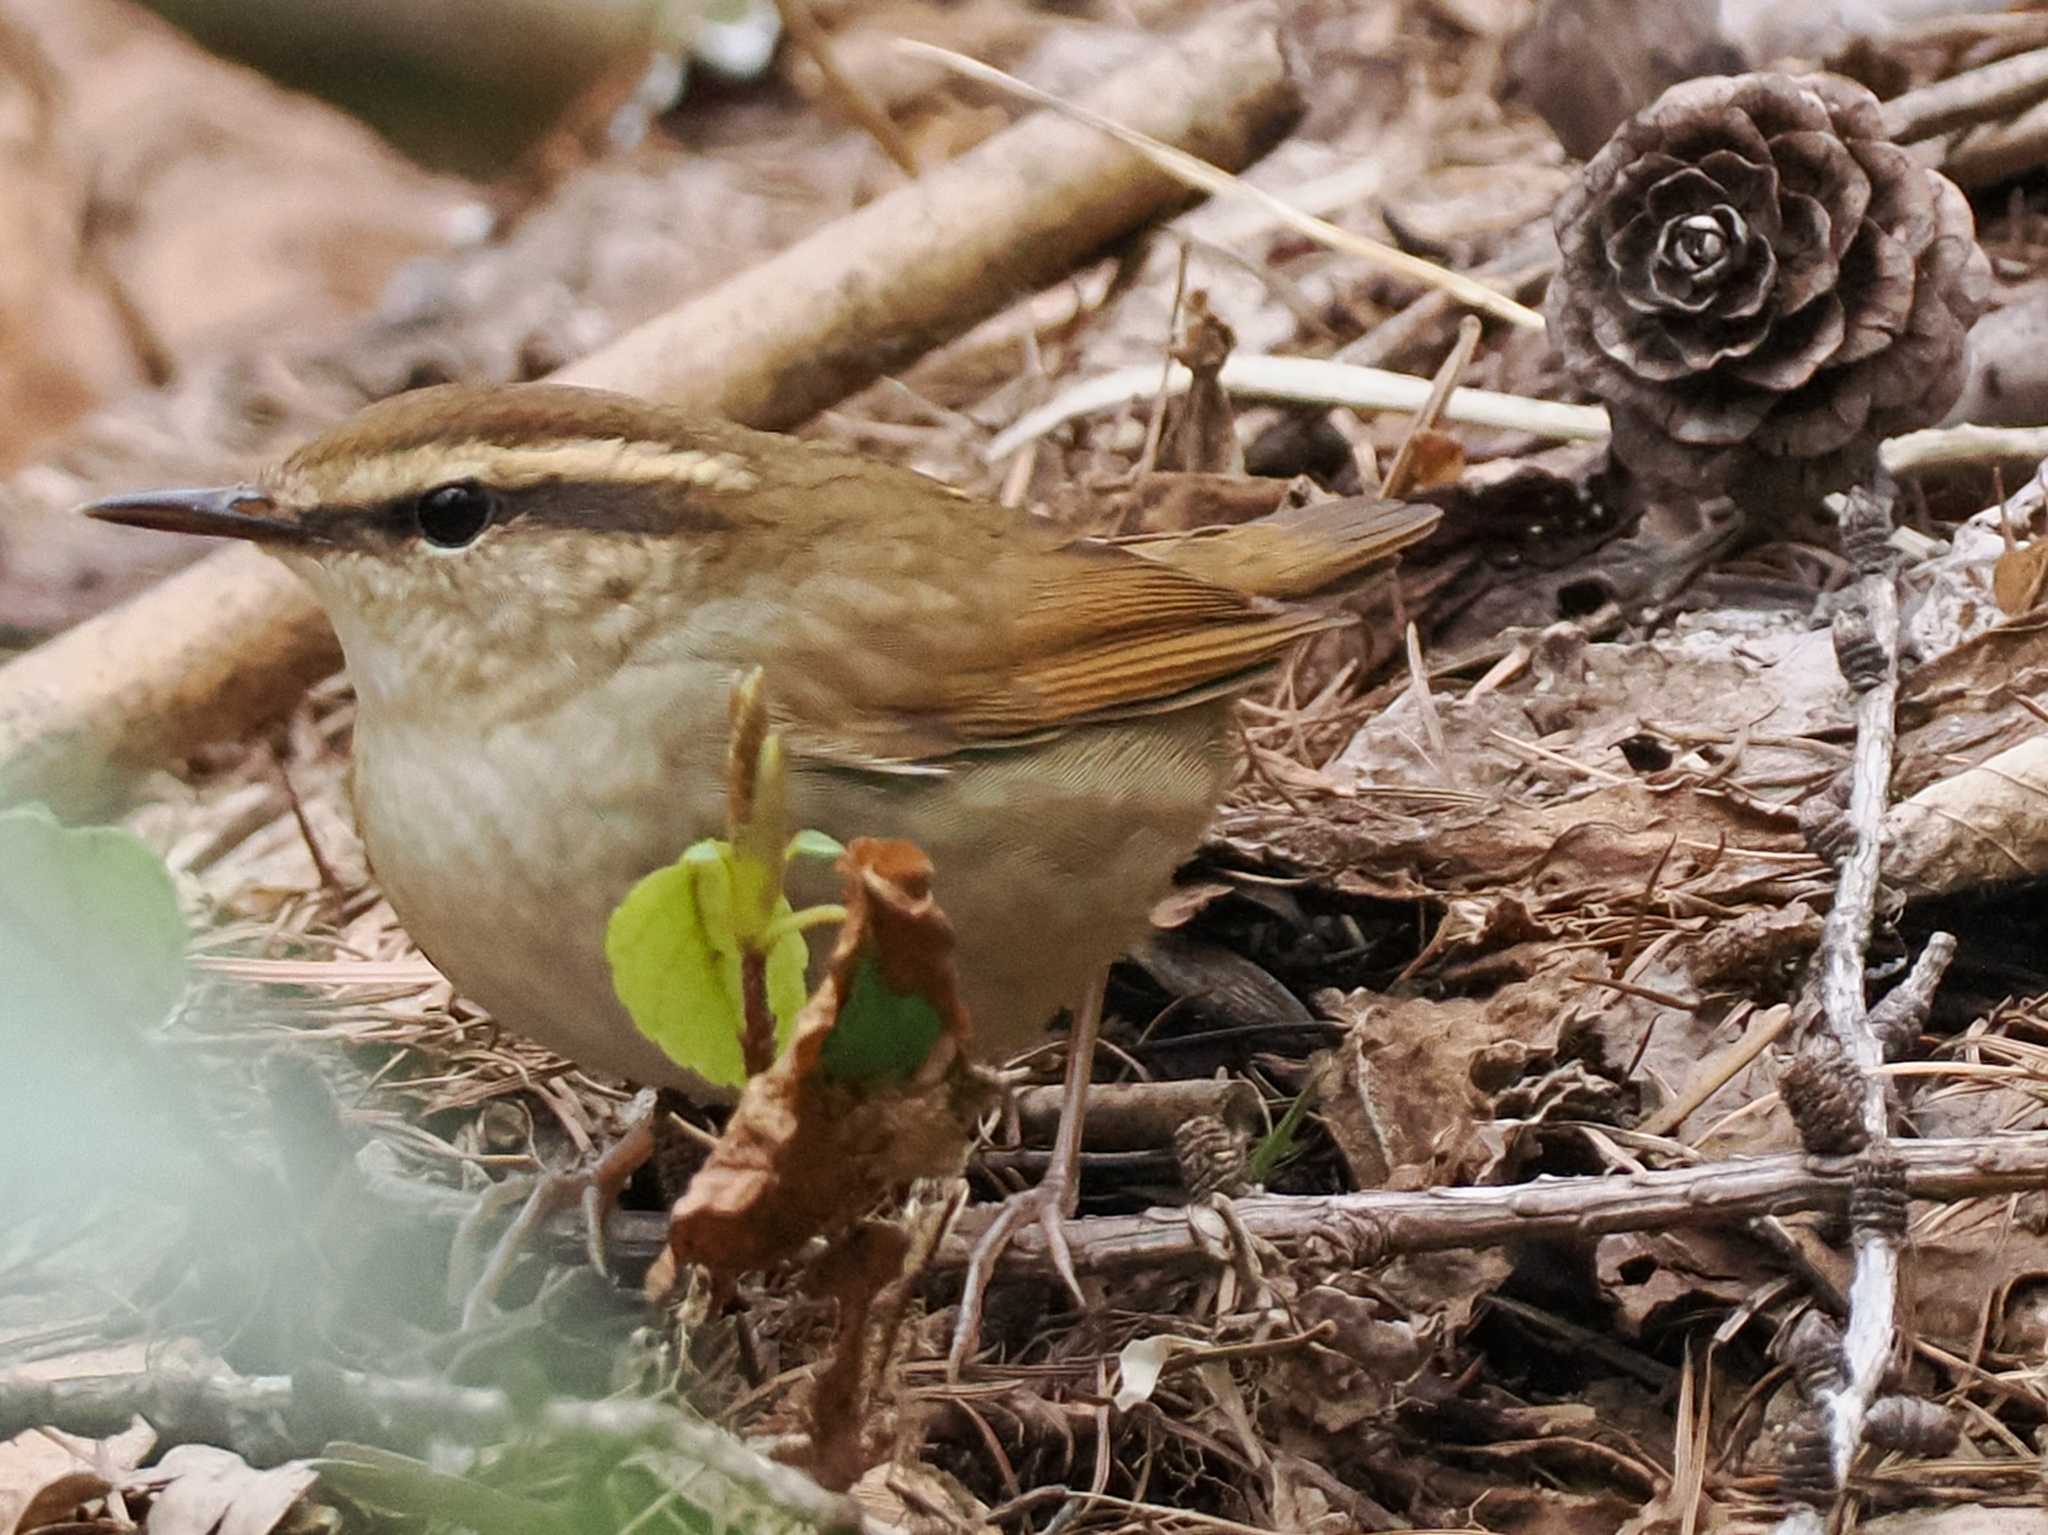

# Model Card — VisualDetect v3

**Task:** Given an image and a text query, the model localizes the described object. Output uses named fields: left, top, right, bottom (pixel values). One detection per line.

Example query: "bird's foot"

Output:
left=453, top=1089, right=657, bottom=1328
left=945, top=1169, right=1085, bottom=1377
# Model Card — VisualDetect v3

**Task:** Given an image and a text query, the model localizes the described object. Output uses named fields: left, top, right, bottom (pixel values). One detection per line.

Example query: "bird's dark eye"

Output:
left=414, top=481, right=495, bottom=548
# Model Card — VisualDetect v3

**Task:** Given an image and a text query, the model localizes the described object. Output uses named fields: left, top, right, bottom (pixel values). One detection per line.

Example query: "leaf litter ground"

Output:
left=12, top=3, right=2048, bottom=1533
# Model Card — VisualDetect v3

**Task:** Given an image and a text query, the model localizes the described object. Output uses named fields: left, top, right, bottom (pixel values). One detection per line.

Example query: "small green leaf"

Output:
left=1247, top=1081, right=1316, bottom=1185
left=0, top=803, right=188, bottom=1032
left=607, top=848, right=744, bottom=1089
left=606, top=839, right=810, bottom=1087
left=785, top=829, right=845, bottom=862
left=818, top=950, right=943, bottom=1085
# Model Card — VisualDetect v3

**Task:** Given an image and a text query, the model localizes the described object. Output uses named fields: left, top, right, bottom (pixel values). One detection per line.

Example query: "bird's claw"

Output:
left=453, top=1094, right=658, bottom=1328
left=946, top=1174, right=1085, bottom=1377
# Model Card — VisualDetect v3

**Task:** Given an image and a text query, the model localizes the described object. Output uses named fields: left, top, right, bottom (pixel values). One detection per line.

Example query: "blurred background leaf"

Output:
left=133, top=0, right=778, bottom=173
left=0, top=803, right=188, bottom=1029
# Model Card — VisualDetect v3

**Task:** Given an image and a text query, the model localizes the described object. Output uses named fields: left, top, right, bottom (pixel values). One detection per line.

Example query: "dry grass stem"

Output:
left=894, top=38, right=1547, bottom=331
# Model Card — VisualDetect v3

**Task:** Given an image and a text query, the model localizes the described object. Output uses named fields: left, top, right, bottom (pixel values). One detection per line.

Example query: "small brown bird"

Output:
left=86, top=383, right=1434, bottom=1344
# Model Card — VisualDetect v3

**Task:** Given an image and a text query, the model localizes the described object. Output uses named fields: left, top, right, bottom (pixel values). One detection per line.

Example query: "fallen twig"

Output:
left=1380, top=314, right=1481, bottom=499
left=1881, top=44, right=2048, bottom=143
left=1803, top=482, right=1911, bottom=1506
left=1638, top=1004, right=1794, bottom=1142
left=773, top=0, right=918, bottom=177
left=997, top=375, right=2044, bottom=475
left=1773, top=483, right=1960, bottom=1528
left=984, top=352, right=1611, bottom=462
left=1880, top=422, right=2048, bottom=474
left=394, top=1134, right=2048, bottom=1280
left=0, top=1348, right=887, bottom=1535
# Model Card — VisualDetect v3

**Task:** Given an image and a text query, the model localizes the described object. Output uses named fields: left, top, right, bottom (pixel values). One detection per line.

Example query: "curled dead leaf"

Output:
left=139, top=1444, right=318, bottom=1535
left=0, top=1418, right=154, bottom=1535
left=1885, top=732, right=2048, bottom=897
left=664, top=838, right=997, bottom=1281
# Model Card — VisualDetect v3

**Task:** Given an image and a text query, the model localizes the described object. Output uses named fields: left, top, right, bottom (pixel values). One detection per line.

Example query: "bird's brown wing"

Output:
left=939, top=545, right=1338, bottom=740
left=776, top=497, right=1436, bottom=768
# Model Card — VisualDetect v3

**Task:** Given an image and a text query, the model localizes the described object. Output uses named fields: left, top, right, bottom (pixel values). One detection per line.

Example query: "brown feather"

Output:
left=1120, top=496, right=1439, bottom=599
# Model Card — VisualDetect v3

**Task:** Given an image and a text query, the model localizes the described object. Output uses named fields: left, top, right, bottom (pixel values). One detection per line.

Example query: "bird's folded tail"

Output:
left=1118, top=496, right=1440, bottom=601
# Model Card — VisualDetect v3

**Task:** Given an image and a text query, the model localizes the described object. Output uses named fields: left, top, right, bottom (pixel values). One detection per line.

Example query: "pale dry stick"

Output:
left=996, top=438, right=1037, bottom=509
left=894, top=37, right=1546, bottom=332
left=1461, top=644, right=1531, bottom=706
left=1201, top=157, right=1396, bottom=248
left=0, top=5, right=1302, bottom=818
left=190, top=955, right=444, bottom=985
left=1135, top=240, right=1195, bottom=478
left=985, top=352, right=1610, bottom=462
left=1791, top=482, right=1912, bottom=1518
left=1484, top=727, right=1634, bottom=787
left=1881, top=44, right=2048, bottom=142
left=1941, top=96, right=2048, bottom=188
left=1402, top=623, right=1447, bottom=773
left=1675, top=1346, right=1711, bottom=1535
left=1380, top=314, right=1482, bottom=500
left=997, top=370, right=2043, bottom=473
left=1882, top=423, right=2048, bottom=474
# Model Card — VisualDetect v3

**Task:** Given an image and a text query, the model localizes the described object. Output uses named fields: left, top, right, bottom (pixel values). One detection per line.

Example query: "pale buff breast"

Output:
left=348, top=652, right=1236, bottom=1095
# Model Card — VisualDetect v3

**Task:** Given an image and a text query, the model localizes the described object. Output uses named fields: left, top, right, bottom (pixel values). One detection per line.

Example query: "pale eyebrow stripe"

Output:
left=306, top=438, right=762, bottom=505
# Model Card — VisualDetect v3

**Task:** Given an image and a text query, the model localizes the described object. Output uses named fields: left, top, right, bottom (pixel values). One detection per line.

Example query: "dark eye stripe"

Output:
left=293, top=480, right=737, bottom=544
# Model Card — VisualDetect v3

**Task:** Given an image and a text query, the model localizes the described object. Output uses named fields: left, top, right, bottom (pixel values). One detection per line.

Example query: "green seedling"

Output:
left=605, top=671, right=845, bottom=1088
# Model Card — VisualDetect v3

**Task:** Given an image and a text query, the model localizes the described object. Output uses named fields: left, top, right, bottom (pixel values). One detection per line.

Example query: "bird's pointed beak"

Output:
left=81, top=486, right=313, bottom=545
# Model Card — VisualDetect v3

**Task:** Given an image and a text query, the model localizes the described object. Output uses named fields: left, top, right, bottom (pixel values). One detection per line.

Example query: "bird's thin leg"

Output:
left=947, top=979, right=1102, bottom=1376
left=456, top=1089, right=657, bottom=1327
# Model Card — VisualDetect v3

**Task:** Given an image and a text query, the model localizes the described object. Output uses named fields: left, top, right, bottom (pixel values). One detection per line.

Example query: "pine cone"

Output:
left=1547, top=73, right=1990, bottom=502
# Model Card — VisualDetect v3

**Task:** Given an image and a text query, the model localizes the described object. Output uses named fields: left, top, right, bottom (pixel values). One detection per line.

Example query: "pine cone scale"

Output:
left=1728, top=293, right=1845, bottom=391
left=1547, top=70, right=1991, bottom=501
left=1770, top=132, right=1870, bottom=248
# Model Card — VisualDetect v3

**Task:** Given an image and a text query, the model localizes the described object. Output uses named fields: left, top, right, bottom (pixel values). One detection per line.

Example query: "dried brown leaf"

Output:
left=1162, top=290, right=1245, bottom=477
left=1389, top=428, right=1466, bottom=492
left=1885, top=732, right=2048, bottom=897
left=0, top=1419, right=154, bottom=1535
left=1320, top=971, right=1582, bottom=1188
left=1993, top=538, right=2048, bottom=617
left=138, top=1444, right=317, bottom=1535
left=1594, top=1228, right=1767, bottom=1338
left=665, top=838, right=996, bottom=1280
left=1146, top=879, right=1235, bottom=930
